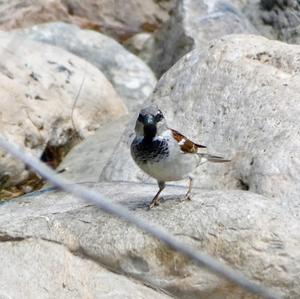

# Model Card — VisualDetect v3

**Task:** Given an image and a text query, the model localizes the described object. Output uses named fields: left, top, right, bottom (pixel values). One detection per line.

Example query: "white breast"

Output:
left=137, top=130, right=202, bottom=182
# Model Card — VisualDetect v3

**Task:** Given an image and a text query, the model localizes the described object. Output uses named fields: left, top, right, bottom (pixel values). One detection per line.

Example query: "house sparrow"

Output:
left=131, top=106, right=230, bottom=209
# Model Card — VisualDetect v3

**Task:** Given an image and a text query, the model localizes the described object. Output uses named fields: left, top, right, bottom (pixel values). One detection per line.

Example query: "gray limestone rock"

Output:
left=149, top=0, right=257, bottom=77
left=0, top=182, right=297, bottom=298
left=57, top=117, right=128, bottom=183
left=17, top=22, right=157, bottom=112
left=101, top=34, right=300, bottom=203
left=0, top=238, right=170, bottom=299
left=244, top=0, right=300, bottom=43
left=0, top=31, right=126, bottom=185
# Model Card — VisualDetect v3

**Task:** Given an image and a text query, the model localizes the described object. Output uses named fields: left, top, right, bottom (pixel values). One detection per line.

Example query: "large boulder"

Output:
left=0, top=238, right=170, bottom=299
left=17, top=22, right=157, bottom=112
left=0, top=31, right=126, bottom=185
left=101, top=34, right=300, bottom=202
left=149, top=0, right=257, bottom=77
left=0, top=182, right=298, bottom=298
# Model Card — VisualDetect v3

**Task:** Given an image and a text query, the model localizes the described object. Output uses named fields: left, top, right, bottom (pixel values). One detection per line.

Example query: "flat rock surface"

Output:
left=0, top=182, right=298, bottom=298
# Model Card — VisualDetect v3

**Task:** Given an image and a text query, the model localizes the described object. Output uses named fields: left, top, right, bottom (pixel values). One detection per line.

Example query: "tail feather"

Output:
left=200, top=154, right=231, bottom=163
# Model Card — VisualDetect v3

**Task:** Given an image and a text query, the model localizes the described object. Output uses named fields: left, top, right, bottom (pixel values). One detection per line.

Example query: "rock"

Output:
left=0, top=0, right=71, bottom=30
left=0, top=238, right=170, bottom=299
left=230, top=0, right=251, bottom=9
left=17, top=22, right=157, bottom=112
left=0, top=182, right=298, bottom=298
left=0, top=31, right=126, bottom=185
left=57, top=117, right=128, bottom=183
left=149, top=0, right=257, bottom=77
left=61, top=0, right=176, bottom=41
left=244, top=0, right=300, bottom=43
left=0, top=0, right=175, bottom=41
left=124, top=32, right=152, bottom=62
left=101, top=34, right=300, bottom=203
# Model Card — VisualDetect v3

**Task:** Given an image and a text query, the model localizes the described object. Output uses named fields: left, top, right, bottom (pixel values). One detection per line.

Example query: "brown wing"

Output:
left=171, top=129, right=206, bottom=154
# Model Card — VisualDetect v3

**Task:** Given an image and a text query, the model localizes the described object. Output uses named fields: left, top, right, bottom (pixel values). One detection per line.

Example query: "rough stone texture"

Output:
left=0, top=182, right=298, bottom=298
left=61, top=0, right=176, bottom=40
left=149, top=0, right=257, bottom=77
left=230, top=0, right=250, bottom=9
left=124, top=33, right=153, bottom=55
left=0, top=238, right=170, bottom=299
left=0, top=31, right=126, bottom=185
left=244, top=0, right=300, bottom=44
left=17, top=22, right=157, bottom=112
left=57, top=117, right=128, bottom=183
left=101, top=34, right=300, bottom=203
left=124, top=32, right=154, bottom=64
left=0, top=0, right=175, bottom=41
left=0, top=0, right=71, bottom=30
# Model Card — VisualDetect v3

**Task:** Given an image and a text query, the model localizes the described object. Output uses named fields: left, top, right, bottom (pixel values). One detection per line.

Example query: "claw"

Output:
left=184, top=193, right=192, bottom=201
left=148, top=199, right=160, bottom=209
left=148, top=181, right=165, bottom=210
left=183, top=176, right=193, bottom=202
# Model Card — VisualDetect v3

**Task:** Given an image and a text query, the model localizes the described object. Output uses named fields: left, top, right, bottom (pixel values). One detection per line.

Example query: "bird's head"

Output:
left=134, top=106, right=167, bottom=140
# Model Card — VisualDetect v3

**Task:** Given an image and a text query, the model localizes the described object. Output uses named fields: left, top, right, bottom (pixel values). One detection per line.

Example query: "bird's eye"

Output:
left=155, top=110, right=163, bottom=122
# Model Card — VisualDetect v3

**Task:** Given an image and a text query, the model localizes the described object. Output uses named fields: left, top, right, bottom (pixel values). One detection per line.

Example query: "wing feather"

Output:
left=171, top=129, right=206, bottom=154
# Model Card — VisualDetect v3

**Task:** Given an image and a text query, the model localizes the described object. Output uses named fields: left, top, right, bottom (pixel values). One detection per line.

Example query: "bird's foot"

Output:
left=181, top=192, right=192, bottom=202
left=148, top=196, right=162, bottom=209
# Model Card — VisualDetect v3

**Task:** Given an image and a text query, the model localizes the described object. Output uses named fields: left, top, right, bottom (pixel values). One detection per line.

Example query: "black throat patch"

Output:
left=131, top=137, right=169, bottom=163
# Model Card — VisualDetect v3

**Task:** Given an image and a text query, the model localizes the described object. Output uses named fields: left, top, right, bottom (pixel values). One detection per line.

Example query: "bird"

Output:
left=130, top=105, right=230, bottom=209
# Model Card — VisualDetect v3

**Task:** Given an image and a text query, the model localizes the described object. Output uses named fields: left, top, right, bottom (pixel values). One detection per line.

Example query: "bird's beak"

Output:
left=143, top=115, right=157, bottom=139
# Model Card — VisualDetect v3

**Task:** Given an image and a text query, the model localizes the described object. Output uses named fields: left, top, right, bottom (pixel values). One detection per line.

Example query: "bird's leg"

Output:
left=149, top=181, right=165, bottom=209
left=184, top=176, right=193, bottom=201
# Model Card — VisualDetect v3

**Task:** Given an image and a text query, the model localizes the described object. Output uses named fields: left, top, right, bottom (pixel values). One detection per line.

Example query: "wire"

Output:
left=0, top=137, right=281, bottom=299
left=71, top=61, right=88, bottom=135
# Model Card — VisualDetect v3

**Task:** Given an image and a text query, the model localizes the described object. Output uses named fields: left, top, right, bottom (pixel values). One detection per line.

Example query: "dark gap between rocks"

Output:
left=0, top=131, right=81, bottom=202
left=237, top=179, right=249, bottom=191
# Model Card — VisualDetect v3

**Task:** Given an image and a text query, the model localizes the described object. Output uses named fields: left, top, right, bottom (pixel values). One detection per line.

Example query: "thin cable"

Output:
left=0, top=137, right=281, bottom=299
left=71, top=62, right=87, bottom=134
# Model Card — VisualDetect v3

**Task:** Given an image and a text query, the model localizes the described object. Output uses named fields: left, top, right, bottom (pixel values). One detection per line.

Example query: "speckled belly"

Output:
left=131, top=137, right=200, bottom=182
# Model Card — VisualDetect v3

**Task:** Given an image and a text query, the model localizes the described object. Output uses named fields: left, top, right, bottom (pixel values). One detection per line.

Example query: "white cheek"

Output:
left=135, top=121, right=144, bottom=137
left=156, top=120, right=168, bottom=136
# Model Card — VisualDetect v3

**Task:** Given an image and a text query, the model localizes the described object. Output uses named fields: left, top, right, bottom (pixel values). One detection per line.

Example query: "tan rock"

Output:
left=0, top=0, right=175, bottom=41
left=61, top=0, right=175, bottom=40
left=0, top=0, right=71, bottom=30
left=17, top=22, right=157, bottom=113
left=0, top=32, right=126, bottom=184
